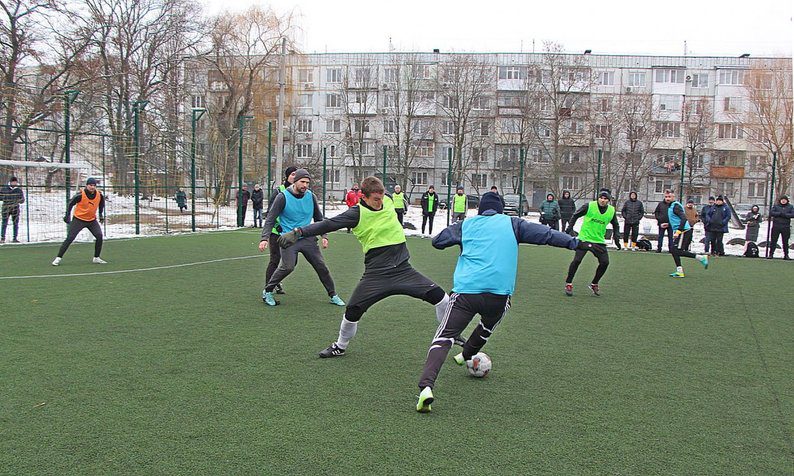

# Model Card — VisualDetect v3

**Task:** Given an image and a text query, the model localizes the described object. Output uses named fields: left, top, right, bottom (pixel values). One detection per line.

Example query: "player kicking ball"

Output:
left=564, top=188, right=620, bottom=297
left=416, top=192, right=584, bottom=412
left=662, top=189, right=709, bottom=277
left=277, top=176, right=454, bottom=358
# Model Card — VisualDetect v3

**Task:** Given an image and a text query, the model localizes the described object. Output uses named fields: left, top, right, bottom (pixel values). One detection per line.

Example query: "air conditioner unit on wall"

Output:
left=303, top=83, right=313, bottom=89
left=625, top=87, right=633, bottom=93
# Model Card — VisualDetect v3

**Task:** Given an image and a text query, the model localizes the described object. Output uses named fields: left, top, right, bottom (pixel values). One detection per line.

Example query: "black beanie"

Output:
left=284, top=166, right=298, bottom=179
left=598, top=188, right=612, bottom=199
left=478, top=192, right=504, bottom=215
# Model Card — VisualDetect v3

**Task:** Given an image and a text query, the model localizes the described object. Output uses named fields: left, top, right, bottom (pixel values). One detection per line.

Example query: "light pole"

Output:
left=190, top=107, right=206, bottom=232
left=63, top=90, right=79, bottom=211
left=132, top=99, right=148, bottom=235
left=237, top=115, right=254, bottom=227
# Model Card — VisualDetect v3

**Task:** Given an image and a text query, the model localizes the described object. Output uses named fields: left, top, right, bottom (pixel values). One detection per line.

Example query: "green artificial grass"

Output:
left=1, top=230, right=792, bottom=474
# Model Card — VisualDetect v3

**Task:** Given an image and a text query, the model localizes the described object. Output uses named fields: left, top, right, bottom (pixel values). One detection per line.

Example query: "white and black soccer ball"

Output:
left=466, top=352, right=492, bottom=378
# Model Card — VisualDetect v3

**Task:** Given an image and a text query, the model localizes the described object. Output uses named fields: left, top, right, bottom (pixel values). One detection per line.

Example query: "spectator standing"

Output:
left=0, top=176, right=24, bottom=243
left=175, top=188, right=187, bottom=213
left=744, top=205, right=762, bottom=244
left=769, top=195, right=794, bottom=259
left=539, top=193, right=561, bottom=230
left=239, top=185, right=251, bottom=226
left=700, top=196, right=715, bottom=254
left=558, top=190, right=576, bottom=234
left=683, top=199, right=699, bottom=251
left=620, top=191, right=644, bottom=250
left=251, top=183, right=264, bottom=228
left=345, top=184, right=363, bottom=233
left=420, top=185, right=439, bottom=235
left=706, top=195, right=730, bottom=256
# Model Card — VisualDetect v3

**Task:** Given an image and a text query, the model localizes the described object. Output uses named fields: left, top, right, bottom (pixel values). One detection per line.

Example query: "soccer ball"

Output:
left=466, top=352, right=492, bottom=378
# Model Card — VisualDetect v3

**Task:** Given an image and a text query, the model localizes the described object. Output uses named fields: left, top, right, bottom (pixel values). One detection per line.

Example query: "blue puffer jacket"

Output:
left=706, top=204, right=731, bottom=232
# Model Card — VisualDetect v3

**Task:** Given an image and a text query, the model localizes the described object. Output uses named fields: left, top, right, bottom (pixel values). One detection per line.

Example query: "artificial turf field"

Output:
left=1, top=229, right=792, bottom=474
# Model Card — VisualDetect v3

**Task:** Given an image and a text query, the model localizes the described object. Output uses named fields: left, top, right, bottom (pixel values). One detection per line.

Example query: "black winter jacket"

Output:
left=558, top=197, right=576, bottom=220
left=770, top=202, right=794, bottom=228
left=621, top=199, right=645, bottom=224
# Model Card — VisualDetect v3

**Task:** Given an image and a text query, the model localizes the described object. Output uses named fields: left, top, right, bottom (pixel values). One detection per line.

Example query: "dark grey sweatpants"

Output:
left=266, top=237, right=336, bottom=295
left=58, top=218, right=103, bottom=258
left=418, top=292, right=510, bottom=390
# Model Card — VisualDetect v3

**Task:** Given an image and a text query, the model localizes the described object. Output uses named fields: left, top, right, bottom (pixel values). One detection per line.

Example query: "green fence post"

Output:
left=446, top=148, right=452, bottom=226
left=164, top=137, right=169, bottom=234
left=764, top=151, right=777, bottom=258
left=133, top=100, right=148, bottom=235
left=322, top=147, right=327, bottom=216
left=191, top=108, right=206, bottom=232
left=519, top=148, right=525, bottom=216
left=237, top=115, right=253, bottom=227
left=679, top=149, right=686, bottom=197
left=23, top=132, right=30, bottom=242
left=101, top=135, right=107, bottom=236
left=267, top=121, right=272, bottom=191
left=63, top=90, right=79, bottom=213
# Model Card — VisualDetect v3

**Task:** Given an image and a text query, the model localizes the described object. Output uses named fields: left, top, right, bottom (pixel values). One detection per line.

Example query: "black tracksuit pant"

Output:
left=623, top=222, right=639, bottom=245
left=422, top=213, right=435, bottom=234
left=58, top=218, right=103, bottom=258
left=419, top=292, right=510, bottom=390
left=671, top=230, right=697, bottom=267
left=566, top=242, right=609, bottom=284
left=770, top=225, right=791, bottom=258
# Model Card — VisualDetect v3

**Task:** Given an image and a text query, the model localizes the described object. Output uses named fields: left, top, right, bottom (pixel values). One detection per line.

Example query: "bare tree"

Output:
left=339, top=55, right=378, bottom=184
left=681, top=97, right=714, bottom=197
left=612, top=91, right=662, bottom=199
left=741, top=60, right=793, bottom=196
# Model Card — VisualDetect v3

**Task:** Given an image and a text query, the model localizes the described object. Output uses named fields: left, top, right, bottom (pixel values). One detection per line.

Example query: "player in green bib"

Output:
left=392, top=184, right=407, bottom=225
left=564, top=189, right=621, bottom=296
left=278, top=176, right=454, bottom=358
left=452, top=186, right=467, bottom=222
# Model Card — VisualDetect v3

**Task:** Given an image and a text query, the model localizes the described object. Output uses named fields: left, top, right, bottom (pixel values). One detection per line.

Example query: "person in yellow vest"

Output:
left=52, top=177, right=106, bottom=266
left=392, top=184, right=407, bottom=225
left=277, top=176, right=455, bottom=358
left=452, top=186, right=467, bottom=222
left=563, top=189, right=621, bottom=296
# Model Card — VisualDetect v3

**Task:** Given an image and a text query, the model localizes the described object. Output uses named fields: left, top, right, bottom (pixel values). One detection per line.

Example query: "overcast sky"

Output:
left=203, top=0, right=792, bottom=57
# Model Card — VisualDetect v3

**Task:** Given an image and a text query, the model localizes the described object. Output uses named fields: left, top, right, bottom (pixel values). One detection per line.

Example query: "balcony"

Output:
left=710, top=165, right=745, bottom=179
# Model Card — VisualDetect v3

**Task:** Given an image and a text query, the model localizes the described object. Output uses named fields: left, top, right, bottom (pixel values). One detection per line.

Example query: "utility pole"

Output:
left=274, top=37, right=287, bottom=190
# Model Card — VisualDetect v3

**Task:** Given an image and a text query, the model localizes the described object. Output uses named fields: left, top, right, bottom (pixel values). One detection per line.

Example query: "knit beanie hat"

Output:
left=478, top=192, right=504, bottom=215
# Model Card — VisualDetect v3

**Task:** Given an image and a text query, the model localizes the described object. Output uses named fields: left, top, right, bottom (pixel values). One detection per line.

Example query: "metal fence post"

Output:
left=133, top=100, right=148, bottom=235
left=446, top=148, right=452, bottom=226
left=519, top=148, right=525, bottom=216
left=322, top=147, right=327, bottom=216
left=764, top=151, right=778, bottom=258
left=63, top=90, right=79, bottom=213
left=191, top=108, right=206, bottom=232
left=680, top=149, right=686, bottom=197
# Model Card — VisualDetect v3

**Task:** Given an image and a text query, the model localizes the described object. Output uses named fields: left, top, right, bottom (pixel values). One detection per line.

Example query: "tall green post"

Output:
left=519, top=148, right=526, bottom=216
left=132, top=100, right=148, bottom=235
left=446, top=148, right=453, bottom=226
left=23, top=133, right=30, bottom=242
left=267, top=121, right=273, bottom=191
left=679, top=150, right=686, bottom=197
left=764, top=151, right=778, bottom=258
left=63, top=90, right=79, bottom=211
left=322, top=147, right=327, bottom=216
left=595, top=149, right=603, bottom=198
left=190, top=108, right=206, bottom=232
left=382, top=146, right=387, bottom=183
left=237, top=115, right=254, bottom=227
left=101, top=135, right=107, bottom=235
left=163, top=135, right=169, bottom=234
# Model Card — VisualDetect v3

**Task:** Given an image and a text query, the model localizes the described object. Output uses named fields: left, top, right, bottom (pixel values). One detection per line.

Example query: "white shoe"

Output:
left=92, top=257, right=107, bottom=264
left=51, top=257, right=61, bottom=266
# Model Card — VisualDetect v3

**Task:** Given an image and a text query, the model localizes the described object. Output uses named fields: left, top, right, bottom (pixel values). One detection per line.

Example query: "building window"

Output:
left=412, top=120, right=431, bottom=135
left=748, top=181, right=765, bottom=198
left=326, top=68, right=342, bottom=83
left=299, top=94, right=313, bottom=108
left=656, top=122, right=681, bottom=138
left=382, top=93, right=396, bottom=108
left=477, top=122, right=490, bottom=137
left=411, top=64, right=431, bottom=79
left=354, top=67, right=371, bottom=83
left=655, top=69, right=685, bottom=83
left=471, top=147, right=488, bottom=162
left=326, top=119, right=341, bottom=133
left=723, top=97, right=740, bottom=112
left=655, top=179, right=673, bottom=193
left=413, top=143, right=434, bottom=157
left=594, top=124, right=611, bottom=139
left=748, top=154, right=766, bottom=171
left=410, top=171, right=428, bottom=185
left=562, top=150, right=581, bottom=163
left=659, top=95, right=681, bottom=111
left=691, top=154, right=705, bottom=170
left=562, top=176, right=580, bottom=190
left=191, top=95, right=204, bottom=108
left=326, top=93, right=342, bottom=108
left=596, top=71, right=615, bottom=86
left=298, top=68, right=314, bottom=84
left=717, top=123, right=743, bottom=139
left=471, top=173, right=487, bottom=187
left=500, top=118, right=520, bottom=133
left=628, top=72, right=646, bottom=87
left=690, top=73, right=708, bottom=88
left=383, top=119, right=396, bottom=134
left=498, top=66, right=525, bottom=80
left=347, top=141, right=372, bottom=156
left=441, top=95, right=456, bottom=108
left=297, top=143, right=313, bottom=158
left=297, top=119, right=312, bottom=133
left=442, top=121, right=455, bottom=135
left=328, top=169, right=341, bottom=184
left=384, top=67, right=399, bottom=83
left=718, top=70, right=744, bottom=85
left=329, top=145, right=339, bottom=157
left=472, top=97, right=490, bottom=110
left=716, top=181, right=736, bottom=197
left=354, top=120, right=370, bottom=133
left=595, top=97, right=612, bottom=112
left=354, top=91, right=368, bottom=104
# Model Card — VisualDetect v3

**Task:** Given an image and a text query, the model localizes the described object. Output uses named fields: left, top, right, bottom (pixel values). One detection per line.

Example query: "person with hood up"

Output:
left=744, top=205, right=762, bottom=244
left=0, top=176, right=24, bottom=243
left=415, top=191, right=584, bottom=412
left=769, top=195, right=794, bottom=259
left=558, top=190, right=576, bottom=234
left=706, top=195, right=730, bottom=256
left=251, top=183, right=265, bottom=228
left=539, top=193, right=561, bottom=230
left=620, top=191, right=644, bottom=250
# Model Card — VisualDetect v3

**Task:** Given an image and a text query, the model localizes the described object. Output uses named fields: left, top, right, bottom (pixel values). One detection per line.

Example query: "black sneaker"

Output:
left=319, top=343, right=345, bottom=358
left=453, top=335, right=467, bottom=347
left=275, top=283, right=286, bottom=295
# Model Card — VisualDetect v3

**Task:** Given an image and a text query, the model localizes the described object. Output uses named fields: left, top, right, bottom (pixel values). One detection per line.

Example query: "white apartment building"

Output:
left=185, top=52, right=791, bottom=210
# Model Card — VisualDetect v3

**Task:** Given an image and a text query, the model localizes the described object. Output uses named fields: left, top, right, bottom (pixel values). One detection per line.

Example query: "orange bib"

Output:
left=74, top=189, right=101, bottom=221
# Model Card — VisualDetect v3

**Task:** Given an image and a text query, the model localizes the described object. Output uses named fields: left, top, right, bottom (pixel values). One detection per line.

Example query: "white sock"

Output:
left=336, top=316, right=358, bottom=350
left=435, top=294, right=450, bottom=324
left=676, top=266, right=683, bottom=272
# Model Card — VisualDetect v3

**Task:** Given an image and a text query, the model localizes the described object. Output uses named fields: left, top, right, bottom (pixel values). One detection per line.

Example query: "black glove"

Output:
left=99, top=216, right=106, bottom=224
left=277, top=229, right=301, bottom=248
left=63, top=215, right=71, bottom=224
left=566, top=226, right=574, bottom=235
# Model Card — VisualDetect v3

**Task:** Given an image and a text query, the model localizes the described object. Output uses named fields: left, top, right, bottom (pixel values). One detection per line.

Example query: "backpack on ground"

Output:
left=744, top=242, right=759, bottom=258
left=636, top=239, right=653, bottom=251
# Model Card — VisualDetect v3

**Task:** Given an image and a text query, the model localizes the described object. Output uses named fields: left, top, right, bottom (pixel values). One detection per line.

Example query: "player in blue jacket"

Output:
left=415, top=192, right=586, bottom=412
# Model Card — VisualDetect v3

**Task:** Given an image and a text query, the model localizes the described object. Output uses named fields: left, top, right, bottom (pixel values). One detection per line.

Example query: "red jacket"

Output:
left=345, top=189, right=362, bottom=207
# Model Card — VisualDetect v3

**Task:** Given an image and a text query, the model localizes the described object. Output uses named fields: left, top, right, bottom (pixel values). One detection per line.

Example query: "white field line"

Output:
left=0, top=255, right=261, bottom=280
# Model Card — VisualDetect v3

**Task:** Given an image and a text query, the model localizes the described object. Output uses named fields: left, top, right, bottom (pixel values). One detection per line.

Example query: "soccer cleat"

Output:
left=92, top=257, right=107, bottom=264
left=453, top=352, right=466, bottom=366
left=669, top=271, right=685, bottom=278
left=51, top=257, right=61, bottom=266
left=319, top=343, right=345, bottom=358
left=274, top=283, right=286, bottom=295
left=12, top=239, right=20, bottom=243
left=416, top=387, right=434, bottom=413
left=262, top=291, right=278, bottom=306
left=329, top=295, right=346, bottom=306
left=588, top=283, right=600, bottom=296
left=453, top=335, right=467, bottom=347
left=698, top=254, right=709, bottom=269
left=564, top=283, right=573, bottom=297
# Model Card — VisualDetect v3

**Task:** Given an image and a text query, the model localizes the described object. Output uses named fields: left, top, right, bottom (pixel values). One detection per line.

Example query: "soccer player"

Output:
left=415, top=192, right=583, bottom=412
left=263, top=166, right=297, bottom=295
left=52, top=177, right=106, bottom=265
left=277, top=176, right=453, bottom=358
left=258, top=168, right=345, bottom=307
left=563, top=188, right=621, bottom=296
left=663, top=190, right=709, bottom=277
left=392, top=184, right=407, bottom=225
left=452, top=186, right=467, bottom=222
